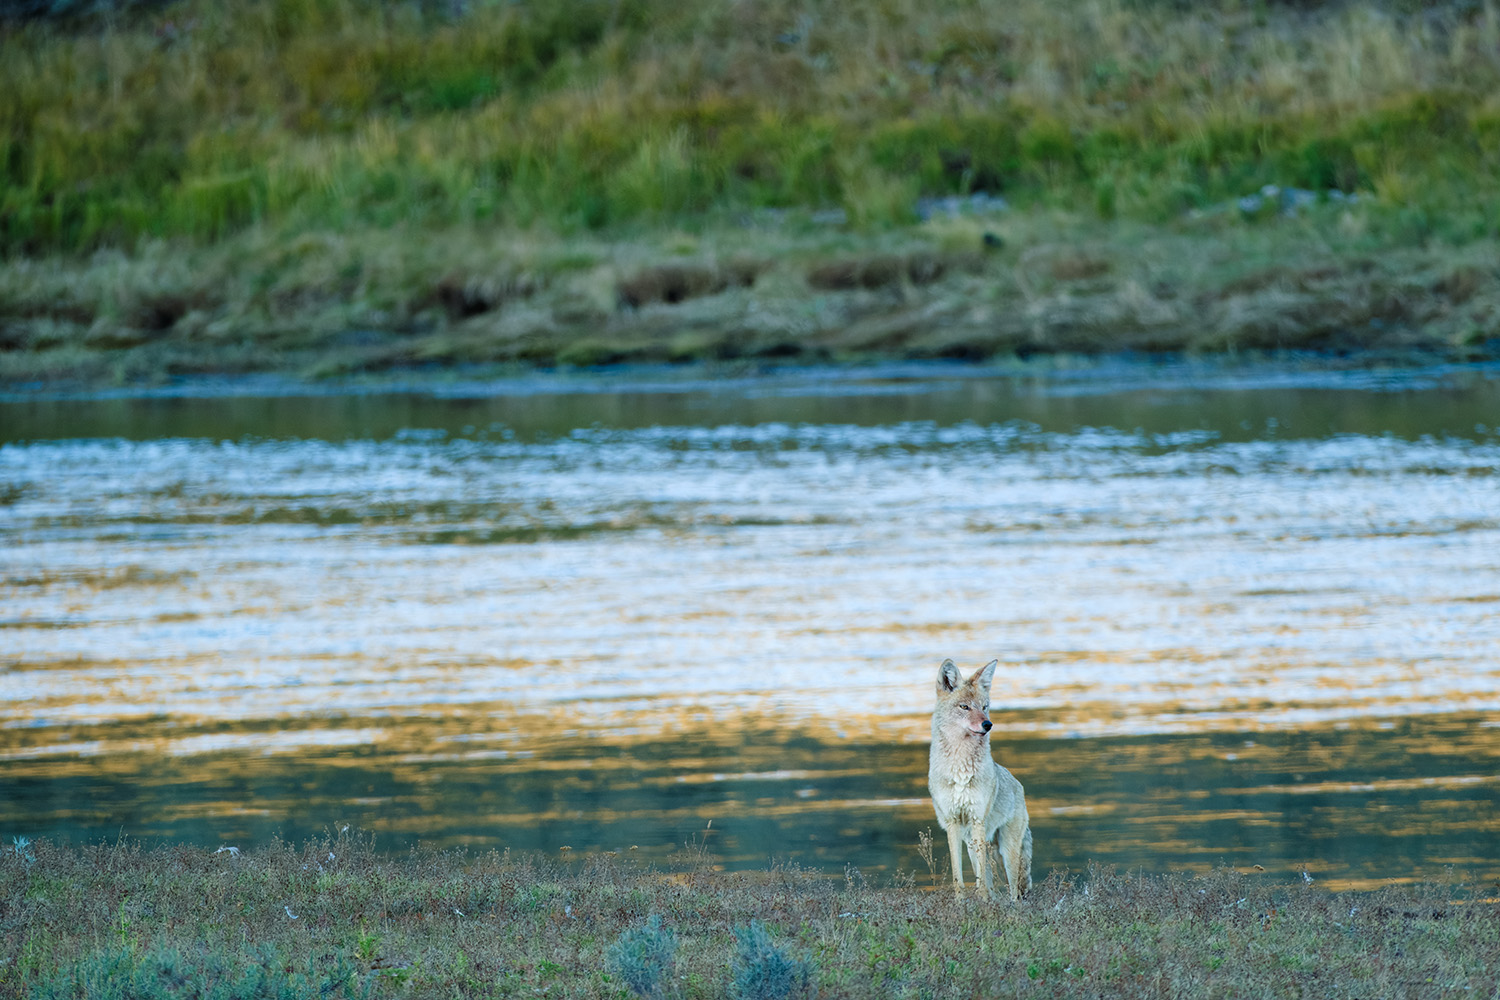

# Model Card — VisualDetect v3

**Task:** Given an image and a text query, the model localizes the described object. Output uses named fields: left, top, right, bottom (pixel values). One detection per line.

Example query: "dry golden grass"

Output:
left=3, top=208, right=1497, bottom=386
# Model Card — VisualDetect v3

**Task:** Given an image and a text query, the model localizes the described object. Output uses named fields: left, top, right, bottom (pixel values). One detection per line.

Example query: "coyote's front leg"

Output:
left=946, top=825, right=967, bottom=895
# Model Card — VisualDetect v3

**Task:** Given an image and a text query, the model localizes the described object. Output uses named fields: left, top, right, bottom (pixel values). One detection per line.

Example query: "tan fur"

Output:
left=927, top=658, right=1032, bottom=901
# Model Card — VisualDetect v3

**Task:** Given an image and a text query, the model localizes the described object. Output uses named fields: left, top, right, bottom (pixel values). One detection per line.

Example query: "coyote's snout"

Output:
left=927, top=658, right=1032, bottom=900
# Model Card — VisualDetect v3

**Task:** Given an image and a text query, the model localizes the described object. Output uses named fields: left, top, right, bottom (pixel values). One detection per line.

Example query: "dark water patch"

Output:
left=5, top=361, right=1500, bottom=446
left=3, top=566, right=194, bottom=589
left=0, top=619, right=89, bottom=629
left=11, top=497, right=838, bottom=544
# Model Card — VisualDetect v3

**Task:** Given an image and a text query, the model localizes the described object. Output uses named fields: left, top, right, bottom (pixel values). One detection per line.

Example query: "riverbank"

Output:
left=2, top=835, right=1493, bottom=999
left=5, top=0, right=1500, bottom=388
left=4, top=207, right=1500, bottom=390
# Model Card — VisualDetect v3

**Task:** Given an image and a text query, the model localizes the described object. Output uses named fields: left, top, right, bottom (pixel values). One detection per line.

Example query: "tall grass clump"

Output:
left=5, top=0, right=1500, bottom=255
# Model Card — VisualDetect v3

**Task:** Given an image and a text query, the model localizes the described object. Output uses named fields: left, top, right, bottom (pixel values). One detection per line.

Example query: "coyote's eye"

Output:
left=959, top=703, right=970, bottom=710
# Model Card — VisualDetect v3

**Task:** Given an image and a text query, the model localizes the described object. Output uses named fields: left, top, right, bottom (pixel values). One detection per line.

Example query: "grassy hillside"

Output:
left=3, top=0, right=1500, bottom=383
left=2, top=834, right=1494, bottom=999
left=7, top=0, right=1500, bottom=248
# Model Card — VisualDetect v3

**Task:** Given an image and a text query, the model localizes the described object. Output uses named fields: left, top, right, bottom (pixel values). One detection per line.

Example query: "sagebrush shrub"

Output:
left=606, top=913, right=678, bottom=1000
left=730, top=920, right=813, bottom=1000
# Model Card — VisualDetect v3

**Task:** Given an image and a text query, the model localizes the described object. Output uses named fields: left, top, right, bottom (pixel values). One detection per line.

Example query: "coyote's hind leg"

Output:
left=998, top=823, right=1032, bottom=901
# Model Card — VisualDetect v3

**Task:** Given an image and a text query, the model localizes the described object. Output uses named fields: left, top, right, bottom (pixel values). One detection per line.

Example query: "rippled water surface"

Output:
left=4, top=362, right=1499, bottom=888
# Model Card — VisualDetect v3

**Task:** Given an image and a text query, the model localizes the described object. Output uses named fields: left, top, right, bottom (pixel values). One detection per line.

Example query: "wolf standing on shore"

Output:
left=928, top=658, right=1032, bottom=900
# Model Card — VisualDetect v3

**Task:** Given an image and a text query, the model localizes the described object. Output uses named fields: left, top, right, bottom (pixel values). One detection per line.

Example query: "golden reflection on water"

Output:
left=2, top=705, right=1498, bottom=891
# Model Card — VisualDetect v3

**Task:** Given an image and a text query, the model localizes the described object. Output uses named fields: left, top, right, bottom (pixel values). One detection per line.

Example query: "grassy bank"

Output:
left=4, top=0, right=1500, bottom=385
left=5, top=209, right=1500, bottom=386
left=1, top=834, right=1495, bottom=999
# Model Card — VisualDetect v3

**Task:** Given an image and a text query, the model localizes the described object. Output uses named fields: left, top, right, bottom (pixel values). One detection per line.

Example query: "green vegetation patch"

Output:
left=6, top=0, right=1500, bottom=252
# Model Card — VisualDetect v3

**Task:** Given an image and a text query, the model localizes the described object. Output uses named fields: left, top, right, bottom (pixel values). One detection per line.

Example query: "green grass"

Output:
left=4, top=0, right=1500, bottom=384
left=1, top=833, right=1495, bottom=999
left=5, top=0, right=1500, bottom=251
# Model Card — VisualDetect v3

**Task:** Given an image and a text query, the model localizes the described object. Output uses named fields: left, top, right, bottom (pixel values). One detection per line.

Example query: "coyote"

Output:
left=927, top=658, right=1032, bottom=900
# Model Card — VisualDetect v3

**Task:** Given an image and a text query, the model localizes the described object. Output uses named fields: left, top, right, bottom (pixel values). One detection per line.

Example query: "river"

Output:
left=3, top=361, right=1498, bottom=889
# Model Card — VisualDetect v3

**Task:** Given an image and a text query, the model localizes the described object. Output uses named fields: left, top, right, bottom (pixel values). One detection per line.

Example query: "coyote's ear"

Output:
left=936, top=658, right=961, bottom=694
left=974, top=659, right=998, bottom=691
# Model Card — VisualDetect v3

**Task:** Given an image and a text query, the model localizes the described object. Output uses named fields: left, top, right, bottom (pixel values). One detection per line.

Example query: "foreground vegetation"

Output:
left=4, top=0, right=1500, bottom=384
left=1, top=834, right=1495, bottom=998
